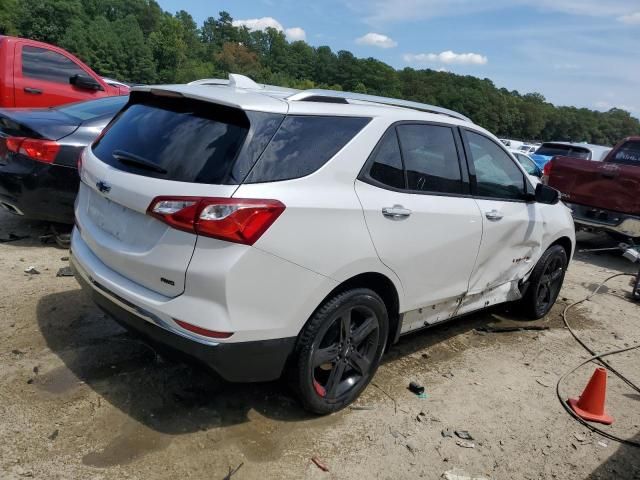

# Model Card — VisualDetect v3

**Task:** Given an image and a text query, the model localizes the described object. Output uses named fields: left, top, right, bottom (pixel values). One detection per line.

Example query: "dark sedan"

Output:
left=0, top=95, right=128, bottom=224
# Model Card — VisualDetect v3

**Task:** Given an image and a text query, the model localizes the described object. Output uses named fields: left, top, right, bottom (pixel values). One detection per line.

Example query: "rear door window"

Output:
left=396, top=124, right=463, bottom=194
left=245, top=116, right=370, bottom=183
left=92, top=96, right=251, bottom=184
left=22, top=46, right=87, bottom=84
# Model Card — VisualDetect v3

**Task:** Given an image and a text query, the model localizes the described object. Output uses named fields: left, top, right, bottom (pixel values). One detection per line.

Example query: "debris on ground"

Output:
left=408, top=381, right=425, bottom=395
left=536, top=378, right=552, bottom=387
left=455, top=430, right=473, bottom=440
left=311, top=456, right=329, bottom=472
left=11, top=349, right=23, bottom=355
left=48, top=429, right=59, bottom=441
left=60, top=256, right=69, bottom=261
left=475, top=325, right=549, bottom=333
left=441, top=428, right=454, bottom=438
left=222, top=462, right=244, bottom=479
left=442, top=468, right=490, bottom=480
left=24, top=266, right=40, bottom=275
left=597, top=440, right=608, bottom=448
left=455, top=440, right=475, bottom=449
left=56, top=266, right=74, bottom=277
left=406, top=441, right=419, bottom=455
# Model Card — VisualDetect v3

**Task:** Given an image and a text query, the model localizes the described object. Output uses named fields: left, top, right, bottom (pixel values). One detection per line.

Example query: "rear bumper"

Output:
left=0, top=156, right=77, bottom=224
left=71, top=254, right=296, bottom=382
left=566, top=202, right=640, bottom=238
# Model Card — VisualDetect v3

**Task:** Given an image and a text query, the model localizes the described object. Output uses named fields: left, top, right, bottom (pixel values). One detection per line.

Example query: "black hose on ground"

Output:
left=557, top=272, right=640, bottom=447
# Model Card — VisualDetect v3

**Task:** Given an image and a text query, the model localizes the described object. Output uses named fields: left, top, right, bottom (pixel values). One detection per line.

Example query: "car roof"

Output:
left=540, top=141, right=609, bottom=152
left=132, top=73, right=473, bottom=125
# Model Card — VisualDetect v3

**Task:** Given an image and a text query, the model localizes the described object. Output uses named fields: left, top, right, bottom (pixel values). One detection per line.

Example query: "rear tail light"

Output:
left=147, top=196, right=285, bottom=245
left=6, top=136, right=60, bottom=163
left=542, top=160, right=553, bottom=185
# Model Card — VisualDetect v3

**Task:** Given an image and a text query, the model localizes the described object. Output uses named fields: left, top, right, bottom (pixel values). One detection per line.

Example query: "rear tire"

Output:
left=292, top=288, right=388, bottom=414
left=518, top=245, right=568, bottom=319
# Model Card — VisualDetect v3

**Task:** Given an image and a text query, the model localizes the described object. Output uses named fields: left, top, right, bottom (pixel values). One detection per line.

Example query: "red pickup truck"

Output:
left=544, top=136, right=640, bottom=239
left=0, top=36, right=128, bottom=108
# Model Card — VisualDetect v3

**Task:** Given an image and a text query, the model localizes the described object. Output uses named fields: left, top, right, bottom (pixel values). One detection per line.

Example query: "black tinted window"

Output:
left=93, top=97, right=250, bottom=184
left=22, top=46, right=87, bottom=83
left=57, top=96, right=128, bottom=121
left=467, top=131, right=525, bottom=200
left=397, top=124, right=462, bottom=194
left=368, top=129, right=404, bottom=189
left=245, top=116, right=370, bottom=183
left=535, top=143, right=590, bottom=159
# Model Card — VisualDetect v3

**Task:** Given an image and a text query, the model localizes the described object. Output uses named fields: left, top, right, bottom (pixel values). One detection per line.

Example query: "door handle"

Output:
left=485, top=209, right=503, bottom=221
left=382, top=205, right=412, bottom=219
left=24, top=87, right=43, bottom=94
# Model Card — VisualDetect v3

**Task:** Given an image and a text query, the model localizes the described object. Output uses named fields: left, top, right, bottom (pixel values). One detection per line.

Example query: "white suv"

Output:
left=71, top=74, right=575, bottom=414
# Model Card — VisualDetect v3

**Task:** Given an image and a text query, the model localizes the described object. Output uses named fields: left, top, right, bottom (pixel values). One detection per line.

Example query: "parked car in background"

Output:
left=70, top=74, right=574, bottom=414
left=544, top=136, right=640, bottom=239
left=531, top=141, right=610, bottom=168
left=518, top=144, right=538, bottom=155
left=0, top=95, right=128, bottom=223
left=0, top=36, right=129, bottom=108
left=511, top=150, right=542, bottom=181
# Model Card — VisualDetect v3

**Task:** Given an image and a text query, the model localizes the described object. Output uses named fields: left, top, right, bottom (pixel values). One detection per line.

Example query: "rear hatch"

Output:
left=548, top=149, right=640, bottom=215
left=75, top=89, right=285, bottom=297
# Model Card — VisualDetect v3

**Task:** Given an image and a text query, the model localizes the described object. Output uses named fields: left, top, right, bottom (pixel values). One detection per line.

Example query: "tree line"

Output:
left=1, top=0, right=638, bottom=145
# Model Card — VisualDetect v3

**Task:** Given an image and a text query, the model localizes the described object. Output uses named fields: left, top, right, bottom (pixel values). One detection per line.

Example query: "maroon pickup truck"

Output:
left=544, top=136, right=640, bottom=239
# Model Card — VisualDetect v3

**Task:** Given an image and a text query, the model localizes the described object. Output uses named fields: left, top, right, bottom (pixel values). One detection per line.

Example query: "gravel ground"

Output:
left=0, top=209, right=639, bottom=480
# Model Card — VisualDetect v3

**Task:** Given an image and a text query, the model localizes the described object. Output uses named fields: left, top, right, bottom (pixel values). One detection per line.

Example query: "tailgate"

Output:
left=74, top=92, right=257, bottom=297
left=548, top=156, right=640, bottom=214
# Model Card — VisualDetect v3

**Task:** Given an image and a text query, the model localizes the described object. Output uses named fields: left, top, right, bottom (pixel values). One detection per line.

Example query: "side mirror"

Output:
left=535, top=183, right=560, bottom=205
left=70, top=74, right=104, bottom=91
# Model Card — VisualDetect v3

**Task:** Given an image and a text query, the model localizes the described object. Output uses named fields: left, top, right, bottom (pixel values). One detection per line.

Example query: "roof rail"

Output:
left=288, top=89, right=472, bottom=123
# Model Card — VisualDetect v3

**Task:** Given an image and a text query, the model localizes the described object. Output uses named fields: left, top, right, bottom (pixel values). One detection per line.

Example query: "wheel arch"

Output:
left=314, top=272, right=402, bottom=347
left=548, top=235, right=574, bottom=261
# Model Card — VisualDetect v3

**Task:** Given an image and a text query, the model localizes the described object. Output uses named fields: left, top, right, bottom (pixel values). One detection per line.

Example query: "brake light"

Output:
left=147, top=196, right=285, bottom=245
left=542, top=160, right=553, bottom=185
left=6, top=136, right=60, bottom=163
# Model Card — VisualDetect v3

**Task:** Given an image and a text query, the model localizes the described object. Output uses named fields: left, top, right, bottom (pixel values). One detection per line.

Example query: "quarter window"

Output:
left=368, top=129, right=405, bottom=189
left=467, top=131, right=525, bottom=200
left=245, top=116, right=370, bottom=183
left=22, top=46, right=87, bottom=84
left=396, top=124, right=463, bottom=194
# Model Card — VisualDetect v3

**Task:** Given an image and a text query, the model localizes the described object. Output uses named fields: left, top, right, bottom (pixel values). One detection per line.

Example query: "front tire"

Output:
left=518, top=245, right=568, bottom=319
left=292, top=288, right=389, bottom=414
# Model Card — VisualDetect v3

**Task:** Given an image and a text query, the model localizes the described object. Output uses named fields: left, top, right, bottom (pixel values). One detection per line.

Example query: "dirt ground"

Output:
left=0, top=208, right=639, bottom=480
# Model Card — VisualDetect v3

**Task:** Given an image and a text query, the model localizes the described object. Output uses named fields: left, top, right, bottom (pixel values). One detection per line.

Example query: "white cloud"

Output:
left=355, top=32, right=398, bottom=48
left=233, top=17, right=307, bottom=41
left=232, top=17, right=284, bottom=32
left=285, top=27, right=307, bottom=41
left=403, top=50, right=488, bottom=65
left=618, top=11, right=640, bottom=24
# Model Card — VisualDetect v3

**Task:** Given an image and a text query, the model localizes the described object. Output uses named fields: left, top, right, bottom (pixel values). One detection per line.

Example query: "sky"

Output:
left=157, top=0, right=640, bottom=118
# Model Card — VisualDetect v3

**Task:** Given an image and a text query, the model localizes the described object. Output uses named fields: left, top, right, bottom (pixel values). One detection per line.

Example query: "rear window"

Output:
left=244, top=116, right=370, bottom=183
left=612, top=141, right=640, bottom=165
left=535, top=143, right=590, bottom=159
left=92, top=97, right=251, bottom=184
left=57, top=96, right=128, bottom=122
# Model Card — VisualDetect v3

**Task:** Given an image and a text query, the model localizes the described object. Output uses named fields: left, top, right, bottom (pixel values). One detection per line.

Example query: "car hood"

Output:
left=0, top=107, right=79, bottom=140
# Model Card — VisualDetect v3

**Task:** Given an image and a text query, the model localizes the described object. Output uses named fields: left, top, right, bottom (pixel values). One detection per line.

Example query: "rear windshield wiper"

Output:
left=112, top=149, right=167, bottom=174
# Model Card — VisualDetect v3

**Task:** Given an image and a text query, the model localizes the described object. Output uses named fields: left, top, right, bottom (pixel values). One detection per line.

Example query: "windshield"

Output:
left=535, top=143, right=590, bottom=159
left=56, top=96, right=128, bottom=122
left=612, top=141, right=640, bottom=165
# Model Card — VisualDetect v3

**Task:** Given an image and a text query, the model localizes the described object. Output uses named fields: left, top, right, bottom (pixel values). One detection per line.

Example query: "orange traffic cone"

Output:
left=567, top=367, right=614, bottom=425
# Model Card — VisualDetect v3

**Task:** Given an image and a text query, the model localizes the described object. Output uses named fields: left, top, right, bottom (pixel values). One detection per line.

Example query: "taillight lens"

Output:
left=6, top=136, right=60, bottom=163
left=542, top=160, right=553, bottom=184
left=147, top=197, right=285, bottom=245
